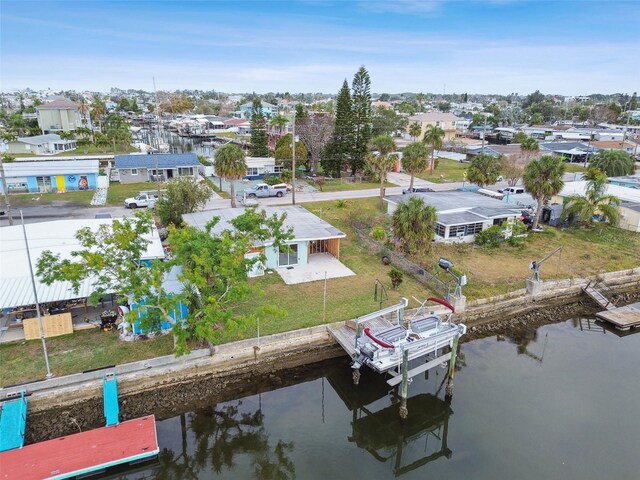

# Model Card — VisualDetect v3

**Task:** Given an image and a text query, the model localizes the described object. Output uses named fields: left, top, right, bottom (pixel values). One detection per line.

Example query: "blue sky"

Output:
left=1, top=1, right=638, bottom=95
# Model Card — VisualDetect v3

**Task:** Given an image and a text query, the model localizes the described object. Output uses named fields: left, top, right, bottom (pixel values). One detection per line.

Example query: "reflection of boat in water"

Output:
left=326, top=366, right=453, bottom=476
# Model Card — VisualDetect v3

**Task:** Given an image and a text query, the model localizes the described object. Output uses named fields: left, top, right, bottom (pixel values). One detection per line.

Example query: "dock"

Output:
left=0, top=415, right=159, bottom=480
left=328, top=316, right=394, bottom=358
left=0, top=390, right=27, bottom=452
left=582, top=282, right=615, bottom=310
left=596, top=302, right=640, bottom=331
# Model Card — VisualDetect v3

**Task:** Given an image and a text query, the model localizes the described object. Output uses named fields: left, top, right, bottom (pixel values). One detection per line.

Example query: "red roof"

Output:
left=224, top=118, right=250, bottom=126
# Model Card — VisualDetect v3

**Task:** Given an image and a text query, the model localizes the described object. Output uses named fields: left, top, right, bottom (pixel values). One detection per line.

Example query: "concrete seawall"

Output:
left=3, top=267, right=639, bottom=416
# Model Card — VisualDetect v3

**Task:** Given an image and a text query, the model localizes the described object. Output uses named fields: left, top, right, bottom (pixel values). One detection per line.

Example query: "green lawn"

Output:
left=106, top=182, right=165, bottom=206
left=315, top=179, right=393, bottom=192
left=9, top=189, right=95, bottom=207
left=0, top=329, right=174, bottom=386
left=564, top=163, right=587, bottom=173
left=415, top=158, right=468, bottom=183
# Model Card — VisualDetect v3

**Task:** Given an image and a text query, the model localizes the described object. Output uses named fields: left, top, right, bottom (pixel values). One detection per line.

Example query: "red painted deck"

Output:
left=0, top=415, right=158, bottom=480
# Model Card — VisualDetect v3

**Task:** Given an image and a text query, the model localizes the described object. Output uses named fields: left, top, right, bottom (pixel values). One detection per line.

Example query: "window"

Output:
left=246, top=167, right=259, bottom=176
left=178, top=167, right=193, bottom=176
left=131, top=169, right=139, bottom=176
left=273, top=165, right=283, bottom=173
left=278, top=244, right=298, bottom=266
left=449, top=225, right=466, bottom=237
left=435, top=223, right=446, bottom=237
left=467, top=223, right=484, bottom=235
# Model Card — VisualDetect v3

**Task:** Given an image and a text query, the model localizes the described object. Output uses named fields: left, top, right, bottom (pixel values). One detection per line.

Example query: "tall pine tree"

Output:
left=351, top=66, right=372, bottom=175
left=250, top=98, right=269, bottom=157
left=322, top=80, right=353, bottom=178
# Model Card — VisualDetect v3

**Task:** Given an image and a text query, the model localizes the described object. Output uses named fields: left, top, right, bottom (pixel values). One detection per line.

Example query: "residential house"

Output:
left=183, top=206, right=354, bottom=285
left=0, top=159, right=99, bottom=193
left=36, top=98, right=83, bottom=133
left=539, top=141, right=598, bottom=162
left=113, top=153, right=200, bottom=184
left=385, top=191, right=522, bottom=243
left=552, top=181, right=640, bottom=232
left=238, top=101, right=277, bottom=119
left=466, top=143, right=528, bottom=160
left=5, top=134, right=76, bottom=155
left=608, top=175, right=640, bottom=189
left=590, top=140, right=638, bottom=155
left=406, top=112, right=461, bottom=141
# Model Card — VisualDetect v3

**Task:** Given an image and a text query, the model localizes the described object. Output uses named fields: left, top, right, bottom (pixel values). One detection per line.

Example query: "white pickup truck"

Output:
left=124, top=192, right=160, bottom=209
left=244, top=183, right=288, bottom=198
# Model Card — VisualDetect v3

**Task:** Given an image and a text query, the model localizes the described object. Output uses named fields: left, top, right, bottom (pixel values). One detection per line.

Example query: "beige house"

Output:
left=407, top=111, right=461, bottom=141
left=37, top=98, right=82, bottom=133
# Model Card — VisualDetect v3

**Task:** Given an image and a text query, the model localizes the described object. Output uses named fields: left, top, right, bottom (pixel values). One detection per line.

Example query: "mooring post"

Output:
left=399, top=348, right=409, bottom=419
left=446, top=334, right=460, bottom=400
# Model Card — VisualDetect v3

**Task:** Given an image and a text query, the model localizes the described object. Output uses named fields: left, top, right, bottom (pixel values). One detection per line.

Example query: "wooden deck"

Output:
left=0, top=415, right=159, bottom=480
left=596, top=302, right=640, bottom=331
left=328, top=316, right=395, bottom=357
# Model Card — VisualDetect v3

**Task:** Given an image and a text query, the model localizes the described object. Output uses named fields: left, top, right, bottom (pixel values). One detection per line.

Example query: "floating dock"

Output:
left=596, top=302, right=640, bottom=331
left=0, top=415, right=159, bottom=480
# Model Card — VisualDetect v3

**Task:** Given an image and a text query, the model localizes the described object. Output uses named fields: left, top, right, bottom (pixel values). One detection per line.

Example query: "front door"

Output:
left=278, top=244, right=298, bottom=266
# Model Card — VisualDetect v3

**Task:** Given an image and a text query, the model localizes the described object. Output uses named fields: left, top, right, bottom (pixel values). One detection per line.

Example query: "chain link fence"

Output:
left=353, top=225, right=451, bottom=298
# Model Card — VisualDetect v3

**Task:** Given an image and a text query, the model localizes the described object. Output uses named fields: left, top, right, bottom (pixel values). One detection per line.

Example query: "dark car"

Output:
left=402, top=187, right=434, bottom=194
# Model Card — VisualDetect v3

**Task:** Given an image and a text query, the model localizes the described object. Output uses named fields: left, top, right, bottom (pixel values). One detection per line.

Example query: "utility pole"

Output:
left=21, top=211, right=53, bottom=378
left=291, top=117, right=296, bottom=205
left=153, top=77, right=161, bottom=198
left=481, top=115, right=487, bottom=153
left=0, top=143, right=14, bottom=225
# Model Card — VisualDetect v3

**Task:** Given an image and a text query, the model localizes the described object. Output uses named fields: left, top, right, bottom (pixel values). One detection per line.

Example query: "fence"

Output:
left=352, top=226, right=451, bottom=298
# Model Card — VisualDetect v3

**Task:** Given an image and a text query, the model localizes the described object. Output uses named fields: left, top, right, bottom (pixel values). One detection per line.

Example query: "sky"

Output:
left=1, top=0, right=639, bottom=96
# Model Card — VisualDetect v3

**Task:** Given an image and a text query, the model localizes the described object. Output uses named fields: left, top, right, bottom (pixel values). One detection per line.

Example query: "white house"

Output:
left=213, top=156, right=283, bottom=180
left=385, top=191, right=522, bottom=243
left=5, top=134, right=77, bottom=155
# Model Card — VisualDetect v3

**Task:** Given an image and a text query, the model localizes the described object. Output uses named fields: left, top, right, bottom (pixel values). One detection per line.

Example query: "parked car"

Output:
left=244, top=183, right=288, bottom=198
left=124, top=192, right=160, bottom=208
left=498, top=186, right=525, bottom=195
left=402, top=187, right=435, bottom=194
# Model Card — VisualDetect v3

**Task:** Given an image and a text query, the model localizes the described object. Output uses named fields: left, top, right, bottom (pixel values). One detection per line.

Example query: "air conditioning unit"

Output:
left=456, top=232, right=465, bottom=237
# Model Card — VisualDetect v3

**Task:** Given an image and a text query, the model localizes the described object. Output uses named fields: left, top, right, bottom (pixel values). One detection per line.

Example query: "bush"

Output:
left=475, top=225, right=504, bottom=248
left=264, top=174, right=281, bottom=186
left=335, top=199, right=349, bottom=208
left=371, top=225, right=386, bottom=241
left=388, top=267, right=404, bottom=289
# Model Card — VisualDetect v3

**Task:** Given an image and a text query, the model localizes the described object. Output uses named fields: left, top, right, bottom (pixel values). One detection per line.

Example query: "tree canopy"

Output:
left=215, top=143, right=247, bottom=208
left=589, top=150, right=635, bottom=177
left=523, top=155, right=566, bottom=230
left=323, top=80, right=353, bottom=177
left=401, top=142, right=429, bottom=191
left=156, top=176, right=214, bottom=227
left=367, top=135, right=397, bottom=208
left=467, top=153, right=503, bottom=187
left=392, top=196, right=437, bottom=254
left=250, top=98, right=270, bottom=157
left=423, top=125, right=445, bottom=173
left=561, top=168, right=620, bottom=226
left=351, top=66, right=373, bottom=175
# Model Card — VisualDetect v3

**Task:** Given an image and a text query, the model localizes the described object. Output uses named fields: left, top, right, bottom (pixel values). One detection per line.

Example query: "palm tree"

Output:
left=391, top=196, right=437, bottom=253
left=78, top=97, right=90, bottom=126
left=58, top=131, right=75, bottom=140
left=467, top=153, right=502, bottom=187
left=408, top=122, right=422, bottom=141
left=520, top=137, right=539, bottom=156
left=91, top=96, right=107, bottom=132
left=561, top=168, right=620, bottom=226
left=215, top=144, right=247, bottom=208
left=589, top=150, right=635, bottom=177
left=523, top=155, right=566, bottom=230
left=416, top=92, right=426, bottom=112
left=269, top=114, right=288, bottom=135
left=401, top=142, right=429, bottom=191
left=367, top=135, right=397, bottom=209
left=422, top=125, right=445, bottom=174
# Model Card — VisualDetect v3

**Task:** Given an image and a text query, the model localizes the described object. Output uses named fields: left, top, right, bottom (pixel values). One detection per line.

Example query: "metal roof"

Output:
left=114, top=153, right=200, bottom=169
left=16, top=134, right=67, bottom=145
left=36, top=98, right=79, bottom=110
left=0, top=219, right=165, bottom=309
left=2, top=159, right=99, bottom=177
left=183, top=205, right=346, bottom=244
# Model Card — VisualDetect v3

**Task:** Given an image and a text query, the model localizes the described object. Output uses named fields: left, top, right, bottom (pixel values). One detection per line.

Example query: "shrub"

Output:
left=335, top=199, right=349, bottom=208
left=371, top=225, right=386, bottom=241
left=388, top=267, right=404, bottom=289
left=475, top=225, right=504, bottom=248
left=264, top=174, right=281, bottom=185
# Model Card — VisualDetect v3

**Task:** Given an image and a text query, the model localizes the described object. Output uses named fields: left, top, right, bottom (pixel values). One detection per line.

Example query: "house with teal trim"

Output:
left=238, top=101, right=277, bottom=119
left=0, top=159, right=99, bottom=194
left=183, top=206, right=355, bottom=285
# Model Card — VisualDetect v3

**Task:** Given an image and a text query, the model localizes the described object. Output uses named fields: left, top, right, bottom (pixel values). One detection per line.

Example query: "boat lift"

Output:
left=329, top=297, right=466, bottom=418
left=526, top=246, right=563, bottom=295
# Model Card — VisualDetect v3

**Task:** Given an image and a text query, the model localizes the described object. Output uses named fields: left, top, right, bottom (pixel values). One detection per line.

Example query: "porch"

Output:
left=276, top=253, right=355, bottom=285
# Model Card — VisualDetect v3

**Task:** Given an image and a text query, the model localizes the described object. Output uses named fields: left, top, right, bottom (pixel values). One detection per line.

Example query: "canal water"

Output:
left=108, top=318, right=640, bottom=479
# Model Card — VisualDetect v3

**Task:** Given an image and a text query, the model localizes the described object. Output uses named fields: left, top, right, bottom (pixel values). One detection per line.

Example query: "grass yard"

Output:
left=233, top=198, right=435, bottom=336
left=0, top=328, right=174, bottom=387
left=415, top=158, right=468, bottom=183
left=8, top=189, right=95, bottom=207
left=564, top=163, right=587, bottom=173
left=317, top=179, right=393, bottom=192
left=106, top=182, right=165, bottom=206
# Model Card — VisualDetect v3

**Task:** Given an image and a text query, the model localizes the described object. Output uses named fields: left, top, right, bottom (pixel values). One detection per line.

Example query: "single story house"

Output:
left=385, top=191, right=522, bottom=243
left=608, top=175, right=640, bottom=189
left=552, top=181, right=640, bottom=232
left=466, top=144, right=527, bottom=160
left=0, top=218, right=165, bottom=310
left=539, top=141, right=599, bottom=162
left=0, top=159, right=99, bottom=193
left=5, top=134, right=77, bottom=155
left=183, top=206, right=354, bottom=285
left=238, top=101, right=277, bottom=119
left=590, top=140, right=638, bottom=155
left=114, top=153, right=200, bottom=183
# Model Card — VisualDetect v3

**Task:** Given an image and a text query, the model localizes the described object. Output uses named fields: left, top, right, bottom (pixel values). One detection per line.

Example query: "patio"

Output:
left=275, top=253, right=355, bottom=285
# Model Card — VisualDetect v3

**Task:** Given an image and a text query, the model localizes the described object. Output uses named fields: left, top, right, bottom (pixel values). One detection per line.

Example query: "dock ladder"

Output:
left=103, top=372, right=120, bottom=426
left=0, top=389, right=28, bottom=452
left=583, top=281, right=615, bottom=311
